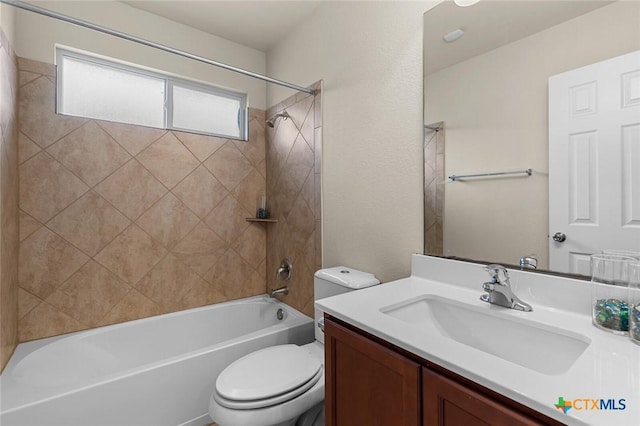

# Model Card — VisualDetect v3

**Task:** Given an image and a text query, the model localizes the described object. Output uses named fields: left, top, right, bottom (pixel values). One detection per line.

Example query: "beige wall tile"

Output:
left=204, top=196, right=250, bottom=245
left=231, top=169, right=265, bottom=214
left=232, top=224, right=266, bottom=270
left=314, top=128, right=321, bottom=174
left=270, top=168, right=300, bottom=219
left=301, top=230, right=316, bottom=274
left=136, top=193, right=199, bottom=250
left=287, top=96, right=313, bottom=135
left=17, top=57, right=56, bottom=77
left=235, top=117, right=265, bottom=167
left=248, top=108, right=266, bottom=123
left=269, top=115, right=298, bottom=170
left=94, top=224, right=166, bottom=285
left=136, top=132, right=199, bottom=189
left=315, top=219, right=322, bottom=269
left=97, top=120, right=166, bottom=157
left=266, top=89, right=321, bottom=315
left=287, top=195, right=315, bottom=253
left=257, top=158, right=267, bottom=179
left=207, top=249, right=254, bottom=299
left=19, top=152, right=89, bottom=223
left=284, top=136, right=314, bottom=193
left=18, top=289, right=41, bottom=320
left=14, top=57, right=270, bottom=342
left=1, top=37, right=19, bottom=372
left=171, top=221, right=228, bottom=277
left=18, top=76, right=86, bottom=148
left=19, top=227, right=89, bottom=300
left=300, top=170, right=315, bottom=213
left=244, top=269, right=267, bottom=299
left=94, top=159, right=167, bottom=221
left=179, top=279, right=227, bottom=311
left=19, top=302, right=84, bottom=342
left=18, top=70, right=39, bottom=88
left=173, top=131, right=226, bottom=162
left=47, top=191, right=131, bottom=257
left=135, top=254, right=206, bottom=310
left=97, top=289, right=162, bottom=327
left=45, top=261, right=131, bottom=326
left=18, top=131, right=41, bottom=164
left=47, top=121, right=131, bottom=187
left=203, top=141, right=253, bottom=191
left=299, top=109, right=314, bottom=152
left=172, top=165, right=228, bottom=219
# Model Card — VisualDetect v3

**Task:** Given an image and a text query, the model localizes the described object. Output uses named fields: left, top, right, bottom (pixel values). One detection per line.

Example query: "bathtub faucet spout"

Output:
left=270, top=286, right=289, bottom=298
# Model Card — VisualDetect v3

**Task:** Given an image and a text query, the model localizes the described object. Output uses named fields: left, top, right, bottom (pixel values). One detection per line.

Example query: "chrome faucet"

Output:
left=480, top=264, right=533, bottom=312
left=270, top=287, right=289, bottom=297
left=270, top=259, right=293, bottom=298
left=519, top=255, right=538, bottom=270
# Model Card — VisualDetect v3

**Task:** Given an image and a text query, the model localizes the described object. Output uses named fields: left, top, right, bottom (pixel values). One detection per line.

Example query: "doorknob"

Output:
left=552, top=232, right=567, bottom=242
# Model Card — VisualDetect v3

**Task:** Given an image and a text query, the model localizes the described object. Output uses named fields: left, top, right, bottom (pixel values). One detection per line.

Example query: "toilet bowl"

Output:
left=208, top=267, right=380, bottom=426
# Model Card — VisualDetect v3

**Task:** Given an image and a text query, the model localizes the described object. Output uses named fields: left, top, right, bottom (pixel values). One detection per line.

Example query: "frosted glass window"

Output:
left=56, top=48, right=248, bottom=140
left=172, top=84, right=241, bottom=138
left=59, top=56, right=165, bottom=128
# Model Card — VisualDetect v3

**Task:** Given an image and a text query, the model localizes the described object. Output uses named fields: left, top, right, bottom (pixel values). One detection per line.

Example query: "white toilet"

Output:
left=208, top=266, right=380, bottom=426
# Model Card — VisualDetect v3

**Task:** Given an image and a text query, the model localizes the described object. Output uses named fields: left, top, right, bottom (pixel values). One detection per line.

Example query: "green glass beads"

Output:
left=593, top=298, right=629, bottom=332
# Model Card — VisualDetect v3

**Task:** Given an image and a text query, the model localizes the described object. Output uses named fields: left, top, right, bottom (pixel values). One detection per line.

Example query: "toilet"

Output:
left=208, top=266, right=380, bottom=426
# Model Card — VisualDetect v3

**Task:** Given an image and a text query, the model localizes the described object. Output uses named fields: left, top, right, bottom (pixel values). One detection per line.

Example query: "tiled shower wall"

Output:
left=266, top=83, right=322, bottom=317
left=424, top=124, right=444, bottom=255
left=0, top=29, right=19, bottom=371
left=17, top=58, right=267, bottom=341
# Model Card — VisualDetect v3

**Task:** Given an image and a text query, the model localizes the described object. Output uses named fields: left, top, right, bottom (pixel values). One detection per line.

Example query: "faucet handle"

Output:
left=485, top=264, right=510, bottom=285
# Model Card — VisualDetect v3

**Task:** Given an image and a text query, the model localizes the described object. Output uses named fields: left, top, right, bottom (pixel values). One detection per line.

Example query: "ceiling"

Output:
left=123, top=1, right=323, bottom=52
left=424, top=0, right=614, bottom=75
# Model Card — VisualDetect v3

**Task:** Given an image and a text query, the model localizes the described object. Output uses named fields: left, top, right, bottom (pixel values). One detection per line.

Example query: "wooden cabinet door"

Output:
left=325, top=318, right=421, bottom=426
left=422, top=368, right=543, bottom=426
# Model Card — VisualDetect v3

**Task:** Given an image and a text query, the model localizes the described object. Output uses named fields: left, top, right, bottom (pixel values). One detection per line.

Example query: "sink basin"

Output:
left=380, top=295, right=590, bottom=375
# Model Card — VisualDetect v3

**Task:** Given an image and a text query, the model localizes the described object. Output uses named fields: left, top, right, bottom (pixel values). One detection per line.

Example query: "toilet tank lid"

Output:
left=314, top=266, right=380, bottom=289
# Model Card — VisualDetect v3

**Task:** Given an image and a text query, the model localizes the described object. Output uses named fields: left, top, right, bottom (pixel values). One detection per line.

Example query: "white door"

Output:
left=549, top=50, right=640, bottom=275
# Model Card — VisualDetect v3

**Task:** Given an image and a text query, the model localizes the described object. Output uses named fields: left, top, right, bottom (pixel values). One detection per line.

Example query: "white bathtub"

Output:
left=0, top=295, right=314, bottom=426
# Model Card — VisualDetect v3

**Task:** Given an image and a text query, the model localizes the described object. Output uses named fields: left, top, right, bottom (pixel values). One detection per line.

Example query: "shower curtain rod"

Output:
left=1, top=0, right=316, bottom=95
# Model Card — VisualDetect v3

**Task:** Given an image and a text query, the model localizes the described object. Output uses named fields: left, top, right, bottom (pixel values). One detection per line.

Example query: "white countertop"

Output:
left=316, top=255, right=640, bottom=426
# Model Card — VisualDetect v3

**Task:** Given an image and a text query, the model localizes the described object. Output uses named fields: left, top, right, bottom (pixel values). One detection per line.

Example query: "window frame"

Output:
left=56, top=47, right=248, bottom=141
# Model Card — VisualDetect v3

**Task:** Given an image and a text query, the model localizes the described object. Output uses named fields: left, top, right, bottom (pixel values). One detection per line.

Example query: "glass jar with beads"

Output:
left=591, top=254, right=634, bottom=335
left=628, top=261, right=640, bottom=345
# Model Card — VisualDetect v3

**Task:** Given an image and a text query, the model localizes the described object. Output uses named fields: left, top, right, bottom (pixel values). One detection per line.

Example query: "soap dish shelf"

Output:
left=245, top=218, right=278, bottom=223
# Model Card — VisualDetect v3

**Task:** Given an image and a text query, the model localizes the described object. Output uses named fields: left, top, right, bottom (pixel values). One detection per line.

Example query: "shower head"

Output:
left=266, top=111, right=290, bottom=128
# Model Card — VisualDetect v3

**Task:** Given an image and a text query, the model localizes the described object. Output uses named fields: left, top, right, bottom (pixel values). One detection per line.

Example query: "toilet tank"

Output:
left=313, top=267, right=380, bottom=343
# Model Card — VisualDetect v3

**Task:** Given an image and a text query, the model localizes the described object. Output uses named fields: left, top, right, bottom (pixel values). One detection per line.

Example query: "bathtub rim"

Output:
left=0, top=295, right=313, bottom=414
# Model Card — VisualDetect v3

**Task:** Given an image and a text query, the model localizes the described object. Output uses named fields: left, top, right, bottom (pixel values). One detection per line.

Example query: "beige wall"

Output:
left=14, top=1, right=268, bottom=109
left=17, top=58, right=267, bottom=341
left=425, top=1, right=640, bottom=268
left=266, top=83, right=322, bottom=317
left=267, top=2, right=437, bottom=283
left=0, top=22, right=19, bottom=371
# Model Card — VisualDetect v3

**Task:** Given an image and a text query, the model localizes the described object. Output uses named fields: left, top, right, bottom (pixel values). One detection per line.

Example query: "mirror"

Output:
left=423, top=0, right=640, bottom=277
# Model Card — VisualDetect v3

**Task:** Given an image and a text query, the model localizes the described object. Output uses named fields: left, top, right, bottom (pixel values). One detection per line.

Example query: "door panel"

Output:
left=549, top=50, right=640, bottom=274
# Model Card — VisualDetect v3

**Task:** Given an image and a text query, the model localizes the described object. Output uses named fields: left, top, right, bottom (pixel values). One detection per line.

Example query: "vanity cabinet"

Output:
left=324, top=316, right=563, bottom=426
left=422, top=367, right=542, bottom=426
left=324, top=316, right=421, bottom=426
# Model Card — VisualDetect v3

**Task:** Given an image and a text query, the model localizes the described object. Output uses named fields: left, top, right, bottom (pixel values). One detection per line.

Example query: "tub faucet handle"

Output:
left=275, top=258, right=293, bottom=281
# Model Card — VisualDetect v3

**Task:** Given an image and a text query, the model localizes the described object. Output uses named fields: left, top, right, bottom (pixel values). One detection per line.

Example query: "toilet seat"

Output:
left=214, top=344, right=323, bottom=410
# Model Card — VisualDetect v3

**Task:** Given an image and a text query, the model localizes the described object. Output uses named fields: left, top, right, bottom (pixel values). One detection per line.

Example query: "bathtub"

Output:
left=0, top=295, right=314, bottom=426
